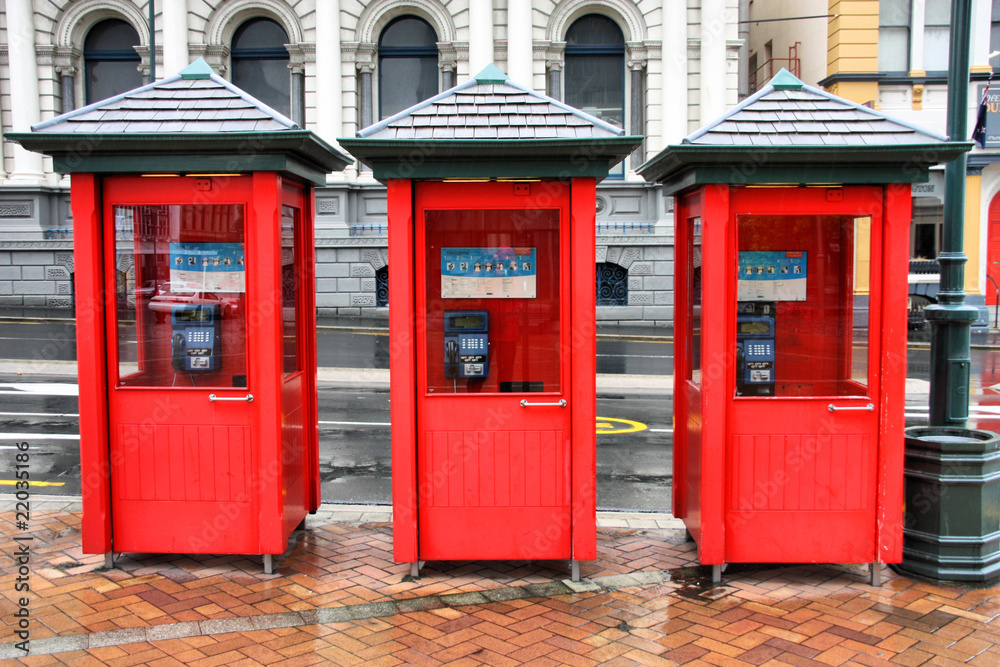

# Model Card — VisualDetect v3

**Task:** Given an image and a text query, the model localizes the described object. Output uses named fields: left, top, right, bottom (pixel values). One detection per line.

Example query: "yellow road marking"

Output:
left=596, top=416, right=648, bottom=434
left=0, top=480, right=65, bottom=487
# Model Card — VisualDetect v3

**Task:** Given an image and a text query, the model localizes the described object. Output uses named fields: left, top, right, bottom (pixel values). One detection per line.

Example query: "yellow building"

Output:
left=745, top=0, right=996, bottom=325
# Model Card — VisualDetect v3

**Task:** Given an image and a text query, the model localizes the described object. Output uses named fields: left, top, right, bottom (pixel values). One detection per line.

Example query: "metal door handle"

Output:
left=827, top=403, right=873, bottom=412
left=520, top=399, right=567, bottom=407
left=209, top=393, right=254, bottom=403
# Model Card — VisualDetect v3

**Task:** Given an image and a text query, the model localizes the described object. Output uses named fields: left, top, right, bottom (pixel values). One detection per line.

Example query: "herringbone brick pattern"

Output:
left=2, top=507, right=998, bottom=666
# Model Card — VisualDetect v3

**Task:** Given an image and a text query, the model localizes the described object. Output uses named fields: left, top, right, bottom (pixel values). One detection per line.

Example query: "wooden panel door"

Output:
left=102, top=176, right=260, bottom=554
left=725, top=187, right=883, bottom=564
left=414, top=181, right=573, bottom=561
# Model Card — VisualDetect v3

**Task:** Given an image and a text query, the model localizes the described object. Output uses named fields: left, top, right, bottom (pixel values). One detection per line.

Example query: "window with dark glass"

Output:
left=596, top=263, right=628, bottom=306
left=565, top=15, right=625, bottom=129
left=376, top=266, right=389, bottom=307
left=878, top=0, right=910, bottom=72
left=231, top=18, right=291, bottom=117
left=84, top=19, right=142, bottom=104
left=378, top=16, right=439, bottom=120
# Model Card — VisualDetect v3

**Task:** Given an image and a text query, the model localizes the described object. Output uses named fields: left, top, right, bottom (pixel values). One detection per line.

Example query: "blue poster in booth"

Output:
left=169, top=242, right=246, bottom=292
left=737, top=251, right=807, bottom=301
left=441, top=247, right=537, bottom=299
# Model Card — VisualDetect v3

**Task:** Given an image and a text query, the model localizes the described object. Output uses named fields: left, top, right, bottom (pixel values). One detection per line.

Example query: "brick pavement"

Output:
left=2, top=499, right=998, bottom=666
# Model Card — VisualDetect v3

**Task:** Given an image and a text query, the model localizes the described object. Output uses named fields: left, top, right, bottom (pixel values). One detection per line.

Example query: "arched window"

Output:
left=565, top=15, right=625, bottom=129
left=84, top=19, right=142, bottom=104
left=231, top=18, right=291, bottom=117
left=378, top=16, right=438, bottom=120
left=596, top=262, right=628, bottom=306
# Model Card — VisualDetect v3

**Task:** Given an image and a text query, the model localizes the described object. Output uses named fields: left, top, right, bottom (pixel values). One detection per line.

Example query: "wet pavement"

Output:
left=1, top=498, right=998, bottom=666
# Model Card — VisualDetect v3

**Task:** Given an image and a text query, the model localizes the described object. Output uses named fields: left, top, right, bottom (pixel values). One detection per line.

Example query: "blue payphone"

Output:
left=171, top=303, right=221, bottom=372
left=444, top=310, right=489, bottom=379
left=736, top=301, right=775, bottom=396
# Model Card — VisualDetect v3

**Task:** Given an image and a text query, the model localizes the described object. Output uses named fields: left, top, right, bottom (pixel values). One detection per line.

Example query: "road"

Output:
left=0, top=376, right=672, bottom=511
left=4, top=317, right=1000, bottom=512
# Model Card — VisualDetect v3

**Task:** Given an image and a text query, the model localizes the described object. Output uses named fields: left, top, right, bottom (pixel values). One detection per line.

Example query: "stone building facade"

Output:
left=0, top=0, right=741, bottom=324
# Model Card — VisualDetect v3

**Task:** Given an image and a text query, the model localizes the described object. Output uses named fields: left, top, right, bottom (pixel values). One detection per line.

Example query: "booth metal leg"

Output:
left=870, top=562, right=882, bottom=587
left=263, top=554, right=274, bottom=575
left=104, top=552, right=114, bottom=569
left=711, top=564, right=722, bottom=583
left=296, top=518, right=307, bottom=532
left=571, top=560, right=581, bottom=582
left=409, top=561, right=424, bottom=578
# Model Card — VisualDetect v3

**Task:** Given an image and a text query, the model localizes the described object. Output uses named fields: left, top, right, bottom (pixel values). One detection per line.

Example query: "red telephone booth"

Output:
left=10, top=59, right=351, bottom=572
left=638, top=70, right=970, bottom=583
left=341, top=65, right=640, bottom=579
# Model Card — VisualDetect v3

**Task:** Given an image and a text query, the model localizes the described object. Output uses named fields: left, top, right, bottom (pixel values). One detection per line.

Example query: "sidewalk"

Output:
left=2, top=498, right=997, bottom=666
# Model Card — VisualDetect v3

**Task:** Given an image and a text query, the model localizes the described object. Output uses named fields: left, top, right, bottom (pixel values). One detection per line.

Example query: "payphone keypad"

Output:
left=187, top=330, right=212, bottom=345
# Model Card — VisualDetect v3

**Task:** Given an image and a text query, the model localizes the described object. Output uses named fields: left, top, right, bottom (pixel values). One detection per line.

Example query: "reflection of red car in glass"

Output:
left=148, top=280, right=239, bottom=322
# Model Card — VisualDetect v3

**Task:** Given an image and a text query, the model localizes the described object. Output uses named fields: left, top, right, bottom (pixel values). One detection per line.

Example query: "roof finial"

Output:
left=770, top=68, right=803, bottom=91
left=475, top=64, right=508, bottom=85
left=180, top=58, right=214, bottom=80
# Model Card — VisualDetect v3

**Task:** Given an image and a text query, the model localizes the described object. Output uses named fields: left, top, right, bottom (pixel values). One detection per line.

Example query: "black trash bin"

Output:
left=898, top=426, right=1000, bottom=582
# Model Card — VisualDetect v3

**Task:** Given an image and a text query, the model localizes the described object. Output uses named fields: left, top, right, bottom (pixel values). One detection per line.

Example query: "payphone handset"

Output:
left=171, top=303, right=222, bottom=372
left=443, top=310, right=489, bottom=379
left=736, top=301, right=775, bottom=396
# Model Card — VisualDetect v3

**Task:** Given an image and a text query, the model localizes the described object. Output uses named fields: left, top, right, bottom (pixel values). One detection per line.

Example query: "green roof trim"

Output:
left=5, top=130, right=352, bottom=183
left=474, top=63, right=508, bottom=85
left=769, top=68, right=803, bottom=90
left=641, top=144, right=970, bottom=194
left=338, top=136, right=642, bottom=182
left=180, top=58, right=214, bottom=79
left=638, top=142, right=973, bottom=193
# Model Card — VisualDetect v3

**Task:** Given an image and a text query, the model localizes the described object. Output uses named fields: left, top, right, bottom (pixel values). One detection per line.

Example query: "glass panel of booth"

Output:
left=113, top=204, right=248, bottom=388
left=281, top=204, right=300, bottom=376
left=734, top=214, right=870, bottom=398
left=688, top=215, right=702, bottom=386
left=424, top=209, right=560, bottom=394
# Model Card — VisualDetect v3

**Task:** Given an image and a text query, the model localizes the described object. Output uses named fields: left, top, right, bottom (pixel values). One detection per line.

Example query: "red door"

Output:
left=725, top=187, right=884, bottom=563
left=987, top=192, right=1000, bottom=306
left=102, top=176, right=260, bottom=554
left=414, top=181, right=573, bottom=560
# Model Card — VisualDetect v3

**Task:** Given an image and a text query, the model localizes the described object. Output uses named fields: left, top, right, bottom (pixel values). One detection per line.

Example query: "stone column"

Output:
left=286, top=44, right=308, bottom=126
left=662, top=0, right=688, bottom=141
left=290, top=67, right=305, bottom=126
left=162, top=0, right=190, bottom=74
left=315, top=0, right=343, bottom=143
left=6, top=0, right=45, bottom=182
left=440, top=43, right=459, bottom=90
left=629, top=56, right=646, bottom=166
left=547, top=62, right=561, bottom=100
left=469, top=0, right=495, bottom=75
left=544, top=42, right=565, bottom=100
left=358, top=63, right=374, bottom=129
left=56, top=67, right=77, bottom=115
left=699, top=0, right=726, bottom=125
left=507, top=0, right=532, bottom=84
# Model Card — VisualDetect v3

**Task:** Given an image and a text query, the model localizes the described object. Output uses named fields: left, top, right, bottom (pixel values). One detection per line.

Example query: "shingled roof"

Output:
left=6, top=59, right=351, bottom=184
left=31, top=58, right=295, bottom=134
left=638, top=69, right=972, bottom=191
left=340, top=64, right=642, bottom=180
